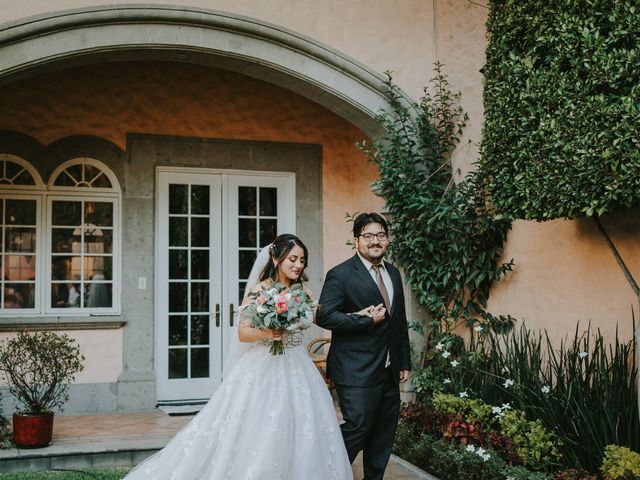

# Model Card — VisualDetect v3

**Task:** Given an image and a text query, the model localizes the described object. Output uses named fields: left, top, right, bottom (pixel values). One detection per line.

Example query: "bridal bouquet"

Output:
left=239, top=282, right=315, bottom=355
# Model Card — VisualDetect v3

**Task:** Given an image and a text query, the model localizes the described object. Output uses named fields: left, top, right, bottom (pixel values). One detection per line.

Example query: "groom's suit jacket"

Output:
left=317, top=254, right=412, bottom=387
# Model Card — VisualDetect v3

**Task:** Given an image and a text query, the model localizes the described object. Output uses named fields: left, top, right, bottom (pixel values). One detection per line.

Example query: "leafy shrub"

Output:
left=0, top=331, right=84, bottom=414
left=432, top=393, right=494, bottom=426
left=0, top=390, right=11, bottom=449
left=399, top=401, right=451, bottom=436
left=553, top=469, right=598, bottom=480
left=481, top=0, right=640, bottom=220
left=600, top=445, right=640, bottom=480
left=457, top=323, right=639, bottom=472
left=489, top=430, right=521, bottom=465
left=499, top=410, right=562, bottom=471
left=392, top=421, right=436, bottom=473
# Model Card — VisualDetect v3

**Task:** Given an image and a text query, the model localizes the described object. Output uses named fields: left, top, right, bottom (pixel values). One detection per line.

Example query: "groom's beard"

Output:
left=366, top=243, right=386, bottom=261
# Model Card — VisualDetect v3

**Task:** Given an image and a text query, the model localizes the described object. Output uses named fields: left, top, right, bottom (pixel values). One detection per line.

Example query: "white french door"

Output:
left=155, top=168, right=295, bottom=402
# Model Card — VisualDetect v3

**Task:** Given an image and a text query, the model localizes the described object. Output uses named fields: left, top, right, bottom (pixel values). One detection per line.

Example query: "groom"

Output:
left=318, top=212, right=411, bottom=480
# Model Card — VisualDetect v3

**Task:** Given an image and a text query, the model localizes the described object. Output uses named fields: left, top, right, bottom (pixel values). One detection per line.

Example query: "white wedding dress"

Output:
left=125, top=329, right=353, bottom=480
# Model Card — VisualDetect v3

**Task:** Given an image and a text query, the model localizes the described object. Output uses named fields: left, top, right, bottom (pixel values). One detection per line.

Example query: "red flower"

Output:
left=275, top=300, right=288, bottom=314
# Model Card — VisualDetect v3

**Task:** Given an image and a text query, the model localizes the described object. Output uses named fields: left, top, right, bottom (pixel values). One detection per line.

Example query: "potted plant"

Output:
left=0, top=330, right=84, bottom=448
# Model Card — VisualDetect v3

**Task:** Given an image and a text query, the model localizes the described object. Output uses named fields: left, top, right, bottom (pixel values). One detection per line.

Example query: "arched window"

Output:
left=47, top=159, right=120, bottom=313
left=0, top=155, right=44, bottom=313
left=0, top=156, right=120, bottom=316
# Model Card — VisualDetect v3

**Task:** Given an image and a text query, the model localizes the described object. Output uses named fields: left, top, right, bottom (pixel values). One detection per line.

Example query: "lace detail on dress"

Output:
left=257, top=329, right=304, bottom=348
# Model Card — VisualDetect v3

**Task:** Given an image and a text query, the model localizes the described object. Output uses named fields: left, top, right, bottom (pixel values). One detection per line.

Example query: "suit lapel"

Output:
left=351, top=255, right=385, bottom=306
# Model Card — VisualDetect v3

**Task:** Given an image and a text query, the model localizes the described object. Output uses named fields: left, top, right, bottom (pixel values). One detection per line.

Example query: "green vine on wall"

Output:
left=359, top=64, right=514, bottom=365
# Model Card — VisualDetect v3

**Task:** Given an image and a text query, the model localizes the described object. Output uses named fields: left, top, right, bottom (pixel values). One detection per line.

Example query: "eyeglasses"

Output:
left=358, top=232, right=388, bottom=242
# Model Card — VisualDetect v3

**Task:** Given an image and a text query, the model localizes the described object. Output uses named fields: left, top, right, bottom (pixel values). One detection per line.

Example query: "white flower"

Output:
left=501, top=366, right=509, bottom=374
left=465, top=444, right=476, bottom=453
left=443, top=378, right=451, bottom=384
left=481, top=452, right=491, bottom=462
left=491, top=406, right=502, bottom=415
left=459, top=391, right=468, bottom=398
left=474, top=325, right=483, bottom=332
left=441, top=351, right=451, bottom=359
left=503, top=379, right=514, bottom=388
left=541, top=385, right=550, bottom=394
left=578, top=351, right=588, bottom=359
left=435, top=342, right=444, bottom=351
left=501, top=403, right=511, bottom=410
left=506, top=477, right=516, bottom=480
left=257, top=304, right=269, bottom=314
left=450, top=360, right=460, bottom=367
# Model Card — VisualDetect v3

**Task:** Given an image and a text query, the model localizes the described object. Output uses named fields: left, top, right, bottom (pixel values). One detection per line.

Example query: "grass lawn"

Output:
left=0, top=469, right=131, bottom=479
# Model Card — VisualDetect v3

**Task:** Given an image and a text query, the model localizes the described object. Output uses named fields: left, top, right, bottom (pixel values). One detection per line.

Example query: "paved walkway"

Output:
left=1, top=410, right=435, bottom=479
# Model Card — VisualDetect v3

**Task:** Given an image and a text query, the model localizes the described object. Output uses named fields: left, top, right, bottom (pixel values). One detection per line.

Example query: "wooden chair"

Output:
left=307, top=337, right=333, bottom=388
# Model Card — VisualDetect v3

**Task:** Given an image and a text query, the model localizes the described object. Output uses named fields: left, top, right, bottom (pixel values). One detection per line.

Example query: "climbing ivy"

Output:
left=359, top=65, right=514, bottom=363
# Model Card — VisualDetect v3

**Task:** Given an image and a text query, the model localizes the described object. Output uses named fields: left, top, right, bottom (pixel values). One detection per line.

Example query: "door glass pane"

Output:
left=238, top=219, right=256, bottom=247
left=5, top=200, right=36, bottom=225
left=191, top=251, right=209, bottom=279
left=84, top=282, right=112, bottom=308
left=239, top=250, right=256, bottom=279
left=238, top=187, right=256, bottom=216
left=169, top=282, right=188, bottom=312
left=169, top=316, right=188, bottom=346
left=169, top=217, right=188, bottom=246
left=4, top=284, right=35, bottom=309
left=169, top=250, right=188, bottom=279
left=259, top=187, right=277, bottom=216
left=52, top=201, right=81, bottom=226
left=191, top=185, right=209, bottom=215
left=191, top=315, right=209, bottom=345
left=169, top=184, right=188, bottom=214
left=84, top=202, right=113, bottom=226
left=191, top=348, right=209, bottom=378
left=191, top=218, right=209, bottom=247
left=239, top=282, right=246, bottom=304
left=259, top=219, right=277, bottom=247
left=190, top=282, right=209, bottom=313
left=168, top=349, right=188, bottom=379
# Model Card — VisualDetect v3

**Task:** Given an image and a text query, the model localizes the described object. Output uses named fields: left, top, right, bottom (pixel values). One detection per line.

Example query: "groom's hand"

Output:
left=371, top=303, right=386, bottom=325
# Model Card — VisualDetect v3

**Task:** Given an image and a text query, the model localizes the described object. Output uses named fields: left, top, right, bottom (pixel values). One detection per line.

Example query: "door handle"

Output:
left=230, top=303, right=235, bottom=327
left=215, top=303, right=220, bottom=327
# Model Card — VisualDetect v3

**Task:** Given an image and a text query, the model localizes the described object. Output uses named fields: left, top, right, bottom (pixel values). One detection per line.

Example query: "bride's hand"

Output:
left=270, top=329, right=284, bottom=341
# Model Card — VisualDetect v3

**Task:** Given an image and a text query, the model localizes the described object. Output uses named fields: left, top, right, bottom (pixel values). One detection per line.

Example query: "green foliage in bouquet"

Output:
left=481, top=0, right=640, bottom=220
left=600, top=445, right=640, bottom=480
left=0, top=330, right=84, bottom=415
left=241, top=281, right=314, bottom=354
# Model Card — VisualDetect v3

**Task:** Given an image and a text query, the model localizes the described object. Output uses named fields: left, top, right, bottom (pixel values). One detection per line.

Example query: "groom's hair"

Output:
left=352, top=212, right=388, bottom=237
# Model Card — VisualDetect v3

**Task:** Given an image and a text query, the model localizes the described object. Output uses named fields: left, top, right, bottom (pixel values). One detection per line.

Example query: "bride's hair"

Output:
left=259, top=234, right=309, bottom=283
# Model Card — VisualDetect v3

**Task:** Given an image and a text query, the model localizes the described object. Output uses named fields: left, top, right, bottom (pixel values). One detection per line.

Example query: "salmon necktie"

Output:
left=372, top=264, right=391, bottom=312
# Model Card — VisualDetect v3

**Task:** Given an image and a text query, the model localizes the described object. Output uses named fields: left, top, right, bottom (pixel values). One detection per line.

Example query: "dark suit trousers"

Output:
left=335, top=369, right=400, bottom=480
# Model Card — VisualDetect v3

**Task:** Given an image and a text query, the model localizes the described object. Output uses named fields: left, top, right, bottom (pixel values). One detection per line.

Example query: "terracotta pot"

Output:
left=12, top=413, right=54, bottom=448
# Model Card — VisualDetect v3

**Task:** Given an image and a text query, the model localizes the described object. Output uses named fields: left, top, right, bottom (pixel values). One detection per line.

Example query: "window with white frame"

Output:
left=0, top=155, right=120, bottom=316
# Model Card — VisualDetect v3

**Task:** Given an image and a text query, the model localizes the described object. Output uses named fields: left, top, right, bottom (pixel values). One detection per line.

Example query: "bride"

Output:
left=125, top=234, right=353, bottom=480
